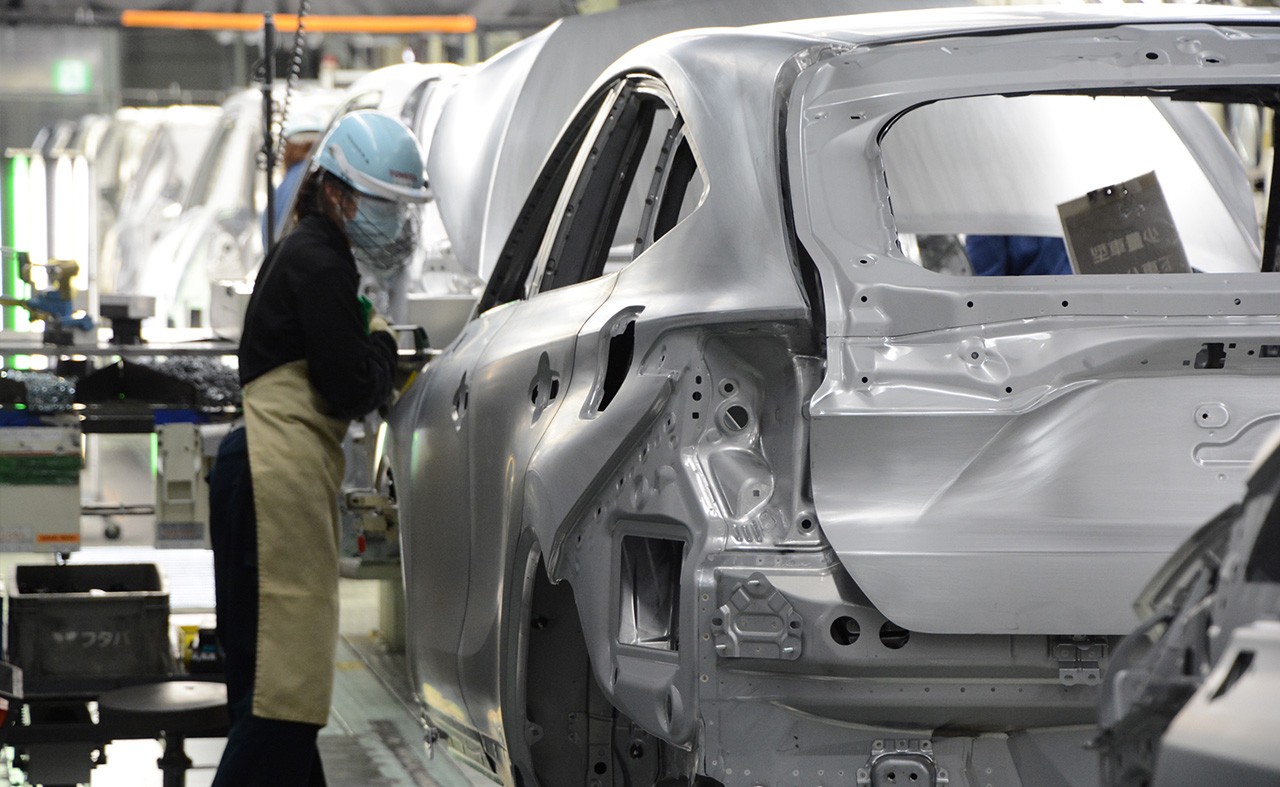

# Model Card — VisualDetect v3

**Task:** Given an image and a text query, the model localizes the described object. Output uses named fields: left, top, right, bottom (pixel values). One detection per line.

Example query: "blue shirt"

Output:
left=965, top=235, right=1073, bottom=276
left=262, top=162, right=307, bottom=249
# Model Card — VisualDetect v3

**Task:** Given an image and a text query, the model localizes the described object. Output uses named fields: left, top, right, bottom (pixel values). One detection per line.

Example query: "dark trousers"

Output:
left=209, top=426, right=327, bottom=786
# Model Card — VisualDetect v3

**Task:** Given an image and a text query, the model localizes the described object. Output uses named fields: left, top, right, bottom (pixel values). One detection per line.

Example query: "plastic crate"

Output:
left=7, top=564, right=172, bottom=695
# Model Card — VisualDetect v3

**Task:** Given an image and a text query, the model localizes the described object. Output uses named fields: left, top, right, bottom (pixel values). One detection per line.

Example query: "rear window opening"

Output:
left=879, top=93, right=1275, bottom=276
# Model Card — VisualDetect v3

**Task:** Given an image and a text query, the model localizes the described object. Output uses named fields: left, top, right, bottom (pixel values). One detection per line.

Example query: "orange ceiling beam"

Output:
left=119, top=10, right=477, bottom=34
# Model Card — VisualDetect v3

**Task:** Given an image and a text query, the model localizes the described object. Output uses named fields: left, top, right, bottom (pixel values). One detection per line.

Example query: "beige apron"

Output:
left=243, top=360, right=349, bottom=725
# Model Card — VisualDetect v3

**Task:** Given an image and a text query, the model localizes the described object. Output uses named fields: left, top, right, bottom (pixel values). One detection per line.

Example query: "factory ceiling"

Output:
left=2, top=0, right=605, bottom=28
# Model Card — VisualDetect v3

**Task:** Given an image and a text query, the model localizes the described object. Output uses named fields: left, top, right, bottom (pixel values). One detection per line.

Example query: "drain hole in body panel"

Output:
left=1194, top=342, right=1226, bottom=369
left=879, top=621, right=910, bottom=649
left=831, top=616, right=861, bottom=646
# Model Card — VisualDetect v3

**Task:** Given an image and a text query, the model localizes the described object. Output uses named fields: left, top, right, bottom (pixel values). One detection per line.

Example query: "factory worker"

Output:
left=262, top=112, right=326, bottom=248
left=209, top=109, right=430, bottom=786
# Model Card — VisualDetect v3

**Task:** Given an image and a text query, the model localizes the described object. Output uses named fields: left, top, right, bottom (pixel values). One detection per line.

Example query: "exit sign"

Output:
left=52, top=59, right=92, bottom=94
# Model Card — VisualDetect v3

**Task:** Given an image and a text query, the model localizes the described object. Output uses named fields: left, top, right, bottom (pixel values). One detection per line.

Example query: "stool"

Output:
left=97, top=680, right=229, bottom=787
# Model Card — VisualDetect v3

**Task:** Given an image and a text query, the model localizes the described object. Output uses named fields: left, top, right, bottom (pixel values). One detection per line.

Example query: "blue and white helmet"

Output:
left=314, top=109, right=429, bottom=276
left=314, top=109, right=430, bottom=203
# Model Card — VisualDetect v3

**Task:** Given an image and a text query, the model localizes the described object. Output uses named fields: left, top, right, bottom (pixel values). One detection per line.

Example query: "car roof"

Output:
left=431, top=0, right=965, bottom=279
left=440, top=2, right=1280, bottom=280
left=582, top=3, right=1280, bottom=274
left=614, top=3, right=1280, bottom=93
left=736, top=3, right=1280, bottom=48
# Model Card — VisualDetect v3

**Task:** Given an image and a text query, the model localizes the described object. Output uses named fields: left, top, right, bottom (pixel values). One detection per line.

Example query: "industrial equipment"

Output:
left=0, top=420, right=81, bottom=550
left=0, top=253, right=94, bottom=346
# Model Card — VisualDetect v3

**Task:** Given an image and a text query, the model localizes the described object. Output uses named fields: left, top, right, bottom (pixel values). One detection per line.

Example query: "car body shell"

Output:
left=131, top=85, right=343, bottom=332
left=429, top=0, right=961, bottom=281
left=97, top=105, right=221, bottom=297
left=389, top=5, right=1280, bottom=785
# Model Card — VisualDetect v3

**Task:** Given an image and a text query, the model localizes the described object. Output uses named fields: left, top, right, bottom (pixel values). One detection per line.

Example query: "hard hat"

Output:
left=281, top=112, right=325, bottom=141
left=314, top=109, right=430, bottom=203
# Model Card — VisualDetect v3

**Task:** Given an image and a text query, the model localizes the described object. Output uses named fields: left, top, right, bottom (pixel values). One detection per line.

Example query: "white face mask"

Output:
left=346, top=195, right=404, bottom=251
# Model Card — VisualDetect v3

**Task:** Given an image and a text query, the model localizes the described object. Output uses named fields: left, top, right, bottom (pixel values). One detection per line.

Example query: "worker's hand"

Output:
left=359, top=295, right=393, bottom=337
left=358, top=295, right=374, bottom=332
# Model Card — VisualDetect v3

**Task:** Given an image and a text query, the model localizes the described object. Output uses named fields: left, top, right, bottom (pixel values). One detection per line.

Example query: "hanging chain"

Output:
left=274, top=0, right=312, bottom=162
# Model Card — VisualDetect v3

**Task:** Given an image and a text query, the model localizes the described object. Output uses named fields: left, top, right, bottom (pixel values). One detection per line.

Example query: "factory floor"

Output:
left=0, top=434, right=494, bottom=787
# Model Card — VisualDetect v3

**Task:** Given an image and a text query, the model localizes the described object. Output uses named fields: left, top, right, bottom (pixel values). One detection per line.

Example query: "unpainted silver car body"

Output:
left=137, top=85, right=342, bottom=333
left=30, top=110, right=152, bottom=277
left=428, top=0, right=958, bottom=281
left=389, top=5, right=1280, bottom=786
left=99, top=105, right=220, bottom=297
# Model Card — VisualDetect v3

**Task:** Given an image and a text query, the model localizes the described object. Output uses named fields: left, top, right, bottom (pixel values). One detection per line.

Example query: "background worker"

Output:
left=209, top=109, right=431, bottom=785
left=964, top=234, right=1073, bottom=276
left=263, top=113, right=325, bottom=248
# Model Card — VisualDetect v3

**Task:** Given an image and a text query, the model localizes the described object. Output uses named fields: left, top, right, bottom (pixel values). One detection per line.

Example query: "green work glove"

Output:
left=358, top=295, right=373, bottom=335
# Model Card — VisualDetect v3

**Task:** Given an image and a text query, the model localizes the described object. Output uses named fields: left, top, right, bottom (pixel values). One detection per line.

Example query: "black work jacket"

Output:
left=239, top=213, right=398, bottom=420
